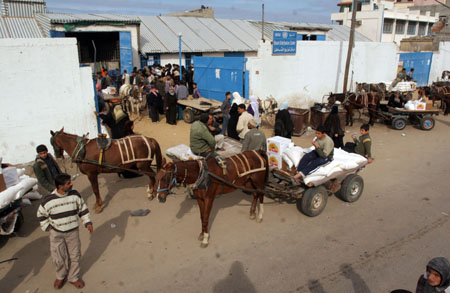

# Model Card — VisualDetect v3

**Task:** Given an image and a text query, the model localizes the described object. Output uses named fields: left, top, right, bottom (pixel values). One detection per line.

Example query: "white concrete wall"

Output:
left=247, top=41, right=398, bottom=109
left=429, top=42, right=450, bottom=83
left=160, top=53, right=186, bottom=67
left=52, top=24, right=140, bottom=69
left=0, top=38, right=97, bottom=164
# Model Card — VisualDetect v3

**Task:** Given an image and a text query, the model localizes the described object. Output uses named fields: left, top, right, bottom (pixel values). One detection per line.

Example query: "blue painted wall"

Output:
left=119, top=31, right=133, bottom=74
left=193, top=56, right=247, bottom=102
left=399, top=52, right=433, bottom=86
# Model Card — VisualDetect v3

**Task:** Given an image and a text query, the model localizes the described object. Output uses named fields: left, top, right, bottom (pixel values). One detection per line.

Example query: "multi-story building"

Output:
left=331, top=0, right=438, bottom=44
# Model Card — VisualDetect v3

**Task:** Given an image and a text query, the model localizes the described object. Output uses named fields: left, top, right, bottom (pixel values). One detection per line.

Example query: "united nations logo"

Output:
left=282, top=32, right=288, bottom=39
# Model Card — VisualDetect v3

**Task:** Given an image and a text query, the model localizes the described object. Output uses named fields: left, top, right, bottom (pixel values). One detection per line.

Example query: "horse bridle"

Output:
left=50, top=131, right=64, bottom=158
left=156, top=164, right=189, bottom=196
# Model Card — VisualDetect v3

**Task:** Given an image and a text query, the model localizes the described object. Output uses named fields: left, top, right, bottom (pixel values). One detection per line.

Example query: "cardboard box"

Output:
left=268, top=154, right=283, bottom=169
left=267, top=136, right=291, bottom=155
left=426, top=101, right=434, bottom=110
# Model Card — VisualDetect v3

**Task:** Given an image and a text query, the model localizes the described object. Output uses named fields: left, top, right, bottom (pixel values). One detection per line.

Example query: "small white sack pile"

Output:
left=404, top=99, right=427, bottom=111
left=384, top=81, right=417, bottom=92
left=166, top=144, right=202, bottom=161
left=0, top=167, right=40, bottom=209
left=282, top=146, right=368, bottom=185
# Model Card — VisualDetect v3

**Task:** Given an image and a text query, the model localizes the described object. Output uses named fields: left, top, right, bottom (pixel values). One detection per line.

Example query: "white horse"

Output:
left=119, top=84, right=146, bottom=115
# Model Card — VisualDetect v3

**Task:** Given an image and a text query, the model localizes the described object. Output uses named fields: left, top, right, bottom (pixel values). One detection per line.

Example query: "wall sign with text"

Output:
left=273, top=31, right=297, bottom=55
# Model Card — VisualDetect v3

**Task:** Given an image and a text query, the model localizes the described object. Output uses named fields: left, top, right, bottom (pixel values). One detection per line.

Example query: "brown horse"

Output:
left=328, top=91, right=379, bottom=126
left=155, top=150, right=269, bottom=248
left=431, top=83, right=450, bottom=115
left=50, top=128, right=162, bottom=212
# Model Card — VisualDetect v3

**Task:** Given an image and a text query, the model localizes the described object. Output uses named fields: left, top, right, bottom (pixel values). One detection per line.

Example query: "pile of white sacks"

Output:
left=282, top=146, right=368, bottom=185
left=0, top=167, right=41, bottom=209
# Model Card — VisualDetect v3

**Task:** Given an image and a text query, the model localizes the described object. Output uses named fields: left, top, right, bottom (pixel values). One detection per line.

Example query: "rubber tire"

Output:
left=14, top=211, right=24, bottom=232
left=392, top=117, right=407, bottom=130
left=297, top=185, right=328, bottom=217
left=183, top=109, right=195, bottom=124
left=336, top=174, right=364, bottom=203
left=420, top=116, right=435, bottom=131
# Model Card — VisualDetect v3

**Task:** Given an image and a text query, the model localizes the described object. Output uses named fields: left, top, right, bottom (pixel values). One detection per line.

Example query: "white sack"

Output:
left=282, top=153, right=293, bottom=169
left=284, top=146, right=304, bottom=168
left=23, top=190, right=42, bottom=200
left=3, top=167, right=19, bottom=187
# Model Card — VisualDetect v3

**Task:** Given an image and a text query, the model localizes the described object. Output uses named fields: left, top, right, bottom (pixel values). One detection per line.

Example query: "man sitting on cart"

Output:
left=190, top=113, right=216, bottom=158
left=291, top=125, right=334, bottom=184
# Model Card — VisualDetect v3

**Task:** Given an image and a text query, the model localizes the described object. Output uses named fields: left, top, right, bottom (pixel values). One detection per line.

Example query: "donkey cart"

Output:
left=265, top=164, right=367, bottom=217
left=381, top=106, right=442, bottom=131
left=178, top=97, right=223, bottom=124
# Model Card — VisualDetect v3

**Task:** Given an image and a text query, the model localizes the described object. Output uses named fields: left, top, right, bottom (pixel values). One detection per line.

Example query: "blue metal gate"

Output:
left=119, top=31, right=133, bottom=74
left=193, top=56, right=247, bottom=102
left=399, top=52, right=433, bottom=86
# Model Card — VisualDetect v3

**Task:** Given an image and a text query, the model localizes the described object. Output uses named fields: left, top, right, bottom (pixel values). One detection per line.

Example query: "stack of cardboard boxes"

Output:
left=266, top=136, right=292, bottom=169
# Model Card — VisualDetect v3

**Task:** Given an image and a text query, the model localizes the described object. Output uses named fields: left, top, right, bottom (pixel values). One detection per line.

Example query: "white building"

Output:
left=331, top=0, right=438, bottom=43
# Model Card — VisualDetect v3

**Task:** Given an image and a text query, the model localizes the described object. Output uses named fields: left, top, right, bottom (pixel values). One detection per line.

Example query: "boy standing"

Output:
left=37, top=173, right=93, bottom=289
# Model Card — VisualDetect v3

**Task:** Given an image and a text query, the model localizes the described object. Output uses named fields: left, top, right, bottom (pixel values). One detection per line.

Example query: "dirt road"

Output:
left=1, top=114, right=449, bottom=292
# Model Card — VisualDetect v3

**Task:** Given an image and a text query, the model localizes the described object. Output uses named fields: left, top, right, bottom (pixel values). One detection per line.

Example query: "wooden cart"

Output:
left=381, top=106, right=442, bottom=131
left=178, top=97, right=223, bottom=124
left=265, top=164, right=367, bottom=217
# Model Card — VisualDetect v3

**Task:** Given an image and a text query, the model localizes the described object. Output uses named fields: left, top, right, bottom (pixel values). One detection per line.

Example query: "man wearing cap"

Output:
left=33, top=144, right=62, bottom=193
left=242, top=119, right=267, bottom=152
left=190, top=113, right=216, bottom=157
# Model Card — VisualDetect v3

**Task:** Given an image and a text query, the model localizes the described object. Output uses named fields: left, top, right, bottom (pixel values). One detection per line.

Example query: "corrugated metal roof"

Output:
left=0, top=15, right=43, bottom=38
left=328, top=24, right=371, bottom=42
left=40, top=13, right=140, bottom=24
left=159, top=16, right=213, bottom=52
left=216, top=18, right=259, bottom=44
left=139, top=16, right=180, bottom=52
left=180, top=17, right=232, bottom=51
left=35, top=12, right=49, bottom=37
left=139, top=20, right=168, bottom=53
left=196, top=18, right=253, bottom=51
left=2, top=1, right=45, bottom=17
left=0, top=16, right=9, bottom=37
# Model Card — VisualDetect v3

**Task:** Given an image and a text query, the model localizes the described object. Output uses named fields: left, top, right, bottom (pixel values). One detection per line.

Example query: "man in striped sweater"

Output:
left=37, top=173, right=94, bottom=289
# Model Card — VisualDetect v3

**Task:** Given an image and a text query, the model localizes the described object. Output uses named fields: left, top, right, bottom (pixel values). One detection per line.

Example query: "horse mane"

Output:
left=153, top=139, right=163, bottom=171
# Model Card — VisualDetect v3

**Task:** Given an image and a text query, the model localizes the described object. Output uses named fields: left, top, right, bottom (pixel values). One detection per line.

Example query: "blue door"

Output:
left=119, top=32, right=133, bottom=74
left=224, top=52, right=245, bottom=57
left=399, top=52, right=433, bottom=86
left=50, top=31, right=65, bottom=37
left=193, top=56, right=247, bottom=102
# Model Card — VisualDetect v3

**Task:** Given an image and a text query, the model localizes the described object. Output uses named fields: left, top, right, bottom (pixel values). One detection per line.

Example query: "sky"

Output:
left=45, top=0, right=339, bottom=24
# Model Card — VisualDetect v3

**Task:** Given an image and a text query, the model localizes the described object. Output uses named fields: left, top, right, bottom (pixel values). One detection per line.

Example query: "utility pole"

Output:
left=343, top=0, right=358, bottom=93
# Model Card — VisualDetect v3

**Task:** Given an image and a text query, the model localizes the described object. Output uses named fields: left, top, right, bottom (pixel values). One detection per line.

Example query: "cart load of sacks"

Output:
left=267, top=136, right=368, bottom=185
left=0, top=165, right=41, bottom=209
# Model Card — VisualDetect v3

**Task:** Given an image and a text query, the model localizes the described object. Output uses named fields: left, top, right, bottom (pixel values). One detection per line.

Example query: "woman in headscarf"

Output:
left=324, top=105, right=344, bottom=148
left=165, top=86, right=177, bottom=125
left=274, top=101, right=294, bottom=138
left=247, top=95, right=260, bottom=123
left=227, top=102, right=241, bottom=141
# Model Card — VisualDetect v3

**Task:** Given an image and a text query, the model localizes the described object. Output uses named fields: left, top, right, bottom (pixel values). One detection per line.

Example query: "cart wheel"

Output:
left=14, top=211, right=24, bottom=232
left=336, top=174, right=364, bottom=203
left=297, top=185, right=328, bottom=217
left=392, top=117, right=406, bottom=130
left=420, top=116, right=435, bottom=131
left=183, top=109, right=195, bottom=124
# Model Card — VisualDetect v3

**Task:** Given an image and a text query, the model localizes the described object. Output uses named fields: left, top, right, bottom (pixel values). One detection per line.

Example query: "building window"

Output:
left=418, top=22, right=427, bottom=35
left=395, top=20, right=406, bottom=34
left=428, top=23, right=433, bottom=35
left=383, top=19, right=394, bottom=34
left=407, top=21, right=417, bottom=35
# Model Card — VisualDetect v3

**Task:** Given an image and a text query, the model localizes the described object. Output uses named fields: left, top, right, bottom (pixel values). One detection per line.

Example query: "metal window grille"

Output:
left=418, top=22, right=427, bottom=36
left=407, top=21, right=417, bottom=35
left=395, top=20, right=406, bottom=34
left=383, top=19, right=394, bottom=34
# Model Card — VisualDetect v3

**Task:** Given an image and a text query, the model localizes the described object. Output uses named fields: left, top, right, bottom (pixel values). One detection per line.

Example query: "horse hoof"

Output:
left=198, top=233, right=204, bottom=241
left=200, top=242, right=209, bottom=248
left=249, top=214, right=256, bottom=220
left=147, top=195, right=154, bottom=201
left=256, top=218, right=263, bottom=223
left=94, top=205, right=103, bottom=213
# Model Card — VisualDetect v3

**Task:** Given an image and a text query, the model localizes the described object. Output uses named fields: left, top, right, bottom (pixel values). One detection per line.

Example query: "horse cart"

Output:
left=265, top=163, right=366, bottom=217
left=381, top=106, right=442, bottom=131
left=178, top=98, right=223, bottom=124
